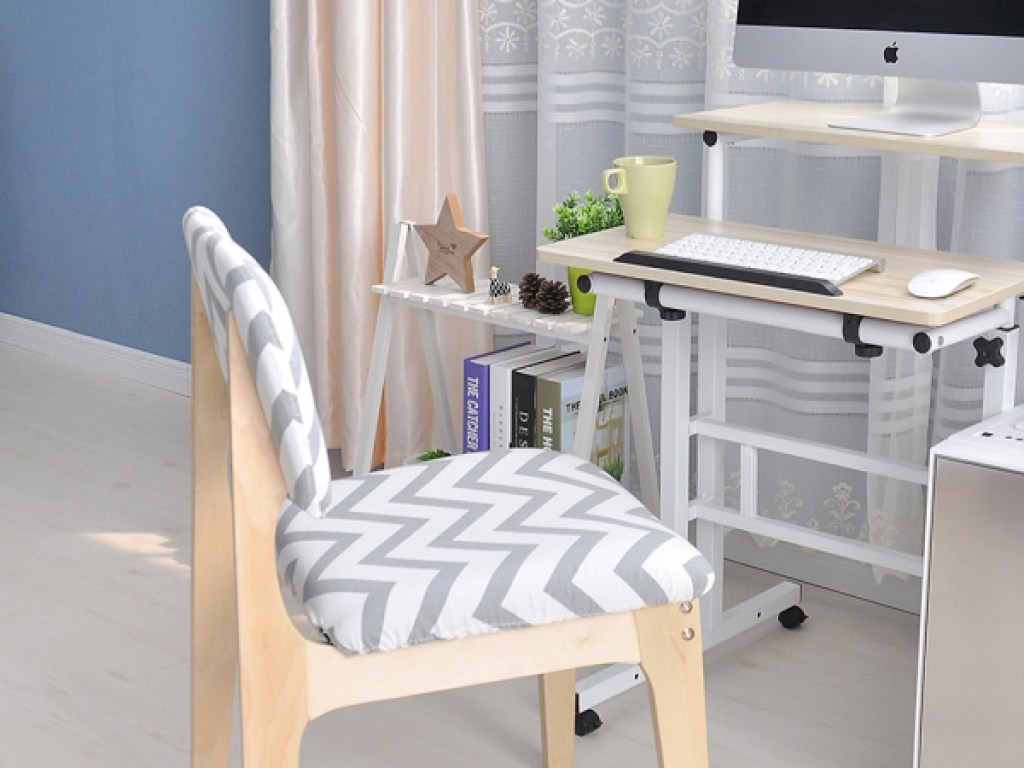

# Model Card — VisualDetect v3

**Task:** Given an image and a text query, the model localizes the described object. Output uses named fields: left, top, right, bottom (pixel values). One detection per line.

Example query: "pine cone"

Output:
left=536, top=279, right=570, bottom=315
left=519, top=272, right=544, bottom=310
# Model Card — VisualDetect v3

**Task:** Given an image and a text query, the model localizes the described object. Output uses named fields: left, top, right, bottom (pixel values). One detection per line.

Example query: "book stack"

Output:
left=462, top=344, right=629, bottom=482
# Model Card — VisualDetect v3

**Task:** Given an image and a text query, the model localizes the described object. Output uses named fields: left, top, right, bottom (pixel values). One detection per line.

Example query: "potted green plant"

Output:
left=403, top=448, right=453, bottom=465
left=542, top=190, right=624, bottom=315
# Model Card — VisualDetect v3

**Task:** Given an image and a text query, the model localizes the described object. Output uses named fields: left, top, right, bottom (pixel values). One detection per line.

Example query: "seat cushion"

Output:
left=276, top=448, right=714, bottom=656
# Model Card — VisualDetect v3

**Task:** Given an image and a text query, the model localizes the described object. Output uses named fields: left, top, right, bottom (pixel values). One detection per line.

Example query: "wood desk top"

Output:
left=672, top=101, right=1024, bottom=164
left=536, top=215, right=1024, bottom=328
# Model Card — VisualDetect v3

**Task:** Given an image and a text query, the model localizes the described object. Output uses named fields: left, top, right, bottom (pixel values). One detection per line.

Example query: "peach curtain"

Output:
left=270, top=0, right=491, bottom=469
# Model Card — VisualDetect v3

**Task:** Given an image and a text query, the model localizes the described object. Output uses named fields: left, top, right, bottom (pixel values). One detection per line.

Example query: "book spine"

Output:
left=511, top=368, right=538, bottom=448
left=462, top=356, right=488, bottom=453
left=535, top=374, right=560, bottom=451
left=490, top=364, right=513, bottom=450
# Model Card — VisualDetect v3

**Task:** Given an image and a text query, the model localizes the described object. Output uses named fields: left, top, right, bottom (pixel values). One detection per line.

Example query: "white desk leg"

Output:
left=574, top=295, right=664, bottom=716
left=660, top=314, right=692, bottom=534
left=573, top=294, right=643, bottom=715
left=572, top=295, right=614, bottom=460
left=698, top=137, right=727, bottom=630
left=618, top=306, right=659, bottom=514
left=704, top=137, right=726, bottom=222
left=417, top=310, right=457, bottom=455
left=354, top=297, right=397, bottom=474
left=982, top=324, right=1020, bottom=419
left=695, top=316, right=727, bottom=635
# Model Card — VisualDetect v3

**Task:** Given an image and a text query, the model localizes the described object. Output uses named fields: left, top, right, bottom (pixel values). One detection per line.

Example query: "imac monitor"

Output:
left=732, top=0, right=1024, bottom=136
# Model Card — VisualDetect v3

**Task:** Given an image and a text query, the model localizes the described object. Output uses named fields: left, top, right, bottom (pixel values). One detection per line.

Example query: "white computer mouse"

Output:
left=907, top=268, right=980, bottom=299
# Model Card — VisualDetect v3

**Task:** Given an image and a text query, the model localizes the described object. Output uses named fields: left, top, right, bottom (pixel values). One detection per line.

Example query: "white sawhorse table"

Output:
left=354, top=220, right=659, bottom=508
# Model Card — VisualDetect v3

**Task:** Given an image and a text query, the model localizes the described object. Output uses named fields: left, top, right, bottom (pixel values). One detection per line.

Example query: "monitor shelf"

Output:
left=673, top=101, right=1024, bottom=164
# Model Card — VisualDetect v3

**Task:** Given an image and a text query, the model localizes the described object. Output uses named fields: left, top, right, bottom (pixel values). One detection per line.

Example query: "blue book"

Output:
left=462, top=342, right=530, bottom=452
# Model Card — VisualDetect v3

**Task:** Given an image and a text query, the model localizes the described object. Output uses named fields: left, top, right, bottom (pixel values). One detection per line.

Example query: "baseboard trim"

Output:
left=0, top=313, right=191, bottom=396
left=726, top=533, right=922, bottom=613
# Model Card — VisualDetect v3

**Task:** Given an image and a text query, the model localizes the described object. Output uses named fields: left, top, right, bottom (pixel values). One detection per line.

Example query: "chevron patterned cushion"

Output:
left=278, top=448, right=715, bottom=656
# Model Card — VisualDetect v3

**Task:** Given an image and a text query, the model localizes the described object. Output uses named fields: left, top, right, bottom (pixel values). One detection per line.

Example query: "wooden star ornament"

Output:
left=414, top=194, right=489, bottom=293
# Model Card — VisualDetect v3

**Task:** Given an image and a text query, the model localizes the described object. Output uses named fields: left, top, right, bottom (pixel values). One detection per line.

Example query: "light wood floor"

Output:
left=0, top=342, right=919, bottom=767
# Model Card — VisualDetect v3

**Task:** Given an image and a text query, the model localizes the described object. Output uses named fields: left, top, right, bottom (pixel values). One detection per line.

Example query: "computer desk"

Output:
left=537, top=213, right=1024, bottom=708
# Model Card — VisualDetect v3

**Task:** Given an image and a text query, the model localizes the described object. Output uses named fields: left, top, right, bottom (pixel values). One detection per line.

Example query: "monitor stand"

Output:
left=829, top=79, right=981, bottom=138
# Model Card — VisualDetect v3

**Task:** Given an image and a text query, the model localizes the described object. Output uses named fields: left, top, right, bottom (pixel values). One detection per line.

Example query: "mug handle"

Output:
left=601, top=168, right=627, bottom=195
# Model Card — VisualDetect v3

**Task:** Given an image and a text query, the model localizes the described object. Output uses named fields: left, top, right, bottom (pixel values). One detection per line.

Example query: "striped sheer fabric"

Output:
left=185, top=207, right=713, bottom=656
left=480, top=1, right=1024, bottom=605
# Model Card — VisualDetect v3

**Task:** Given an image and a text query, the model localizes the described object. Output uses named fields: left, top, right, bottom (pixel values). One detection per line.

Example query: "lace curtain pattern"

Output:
left=480, top=0, right=1024, bottom=607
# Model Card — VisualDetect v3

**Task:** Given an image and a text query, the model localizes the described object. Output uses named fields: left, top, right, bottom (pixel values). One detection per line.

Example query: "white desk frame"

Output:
left=563, top=236, right=1020, bottom=711
left=588, top=273, right=1017, bottom=645
left=676, top=103, right=1024, bottom=647
left=540, top=104, right=1024, bottom=712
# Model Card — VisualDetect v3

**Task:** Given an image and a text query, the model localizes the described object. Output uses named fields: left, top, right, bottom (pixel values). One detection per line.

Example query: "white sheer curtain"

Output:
left=480, top=0, right=1024, bottom=607
left=271, top=0, right=490, bottom=470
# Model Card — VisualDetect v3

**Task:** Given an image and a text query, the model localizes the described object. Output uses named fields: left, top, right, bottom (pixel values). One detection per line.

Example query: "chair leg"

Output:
left=190, top=519, right=238, bottom=768
left=237, top=670, right=306, bottom=768
left=634, top=602, right=709, bottom=768
left=227, top=318, right=310, bottom=768
left=191, top=290, right=239, bottom=768
left=539, top=670, right=576, bottom=768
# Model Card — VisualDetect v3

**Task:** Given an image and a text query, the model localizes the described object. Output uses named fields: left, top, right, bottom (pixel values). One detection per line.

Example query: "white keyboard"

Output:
left=615, top=233, right=885, bottom=296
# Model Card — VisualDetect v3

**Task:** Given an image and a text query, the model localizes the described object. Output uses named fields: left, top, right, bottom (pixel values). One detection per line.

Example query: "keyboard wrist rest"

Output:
left=614, top=250, right=843, bottom=297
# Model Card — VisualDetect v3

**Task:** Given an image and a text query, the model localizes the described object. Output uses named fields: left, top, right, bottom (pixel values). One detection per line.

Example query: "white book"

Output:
left=489, top=347, right=572, bottom=450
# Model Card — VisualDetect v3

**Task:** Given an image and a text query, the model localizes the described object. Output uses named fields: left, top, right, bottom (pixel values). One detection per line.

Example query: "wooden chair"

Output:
left=183, top=206, right=715, bottom=768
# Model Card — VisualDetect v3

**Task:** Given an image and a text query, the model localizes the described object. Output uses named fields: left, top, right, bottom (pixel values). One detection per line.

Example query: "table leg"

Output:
left=354, top=297, right=396, bottom=474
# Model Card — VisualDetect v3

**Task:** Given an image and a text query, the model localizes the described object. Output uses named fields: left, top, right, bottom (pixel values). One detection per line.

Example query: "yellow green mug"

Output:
left=600, top=156, right=677, bottom=239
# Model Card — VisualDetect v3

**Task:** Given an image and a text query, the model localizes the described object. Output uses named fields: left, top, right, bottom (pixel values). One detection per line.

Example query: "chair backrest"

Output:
left=183, top=206, right=332, bottom=519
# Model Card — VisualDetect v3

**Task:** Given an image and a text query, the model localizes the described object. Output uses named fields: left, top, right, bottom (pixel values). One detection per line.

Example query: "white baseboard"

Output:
left=0, top=313, right=191, bottom=396
left=726, top=533, right=922, bottom=613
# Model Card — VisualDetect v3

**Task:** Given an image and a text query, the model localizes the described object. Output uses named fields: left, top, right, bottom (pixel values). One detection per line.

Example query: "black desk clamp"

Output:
left=912, top=325, right=1018, bottom=366
left=842, top=314, right=883, bottom=358
left=643, top=281, right=687, bottom=321
left=973, top=335, right=1008, bottom=368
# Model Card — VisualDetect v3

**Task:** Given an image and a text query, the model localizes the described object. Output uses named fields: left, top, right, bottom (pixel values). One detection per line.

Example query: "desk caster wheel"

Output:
left=778, top=605, right=807, bottom=630
left=575, top=708, right=602, bottom=736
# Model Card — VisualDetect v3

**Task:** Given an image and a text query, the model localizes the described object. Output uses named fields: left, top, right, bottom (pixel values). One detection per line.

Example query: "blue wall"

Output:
left=0, top=2, right=270, bottom=363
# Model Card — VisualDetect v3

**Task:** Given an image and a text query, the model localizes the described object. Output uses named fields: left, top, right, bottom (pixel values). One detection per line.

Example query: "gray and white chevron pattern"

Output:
left=183, top=207, right=333, bottom=519
left=185, top=206, right=713, bottom=658
left=278, top=448, right=714, bottom=656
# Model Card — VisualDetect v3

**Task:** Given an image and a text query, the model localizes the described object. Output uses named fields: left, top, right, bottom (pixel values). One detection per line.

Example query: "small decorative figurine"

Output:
left=414, top=194, right=489, bottom=293
left=488, top=266, right=512, bottom=304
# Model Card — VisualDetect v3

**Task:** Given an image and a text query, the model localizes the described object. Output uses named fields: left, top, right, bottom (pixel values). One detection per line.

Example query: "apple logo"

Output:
left=883, top=41, right=899, bottom=64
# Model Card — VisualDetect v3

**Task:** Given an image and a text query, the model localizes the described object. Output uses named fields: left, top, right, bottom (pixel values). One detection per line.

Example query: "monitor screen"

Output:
left=733, top=0, right=1024, bottom=85
left=737, top=1, right=1024, bottom=38
left=733, top=0, right=1024, bottom=134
